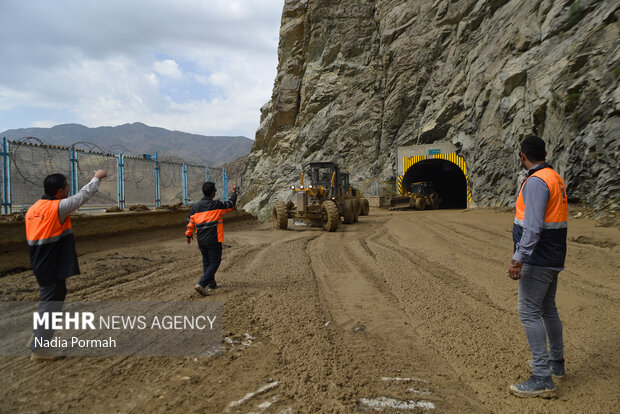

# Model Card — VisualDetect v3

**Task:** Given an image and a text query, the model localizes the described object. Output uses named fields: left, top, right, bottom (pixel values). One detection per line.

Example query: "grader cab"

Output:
left=272, top=162, right=369, bottom=232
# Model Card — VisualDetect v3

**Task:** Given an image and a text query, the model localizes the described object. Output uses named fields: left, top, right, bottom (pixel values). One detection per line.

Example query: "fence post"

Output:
left=223, top=168, right=228, bottom=199
left=205, top=165, right=209, bottom=182
left=1, top=137, right=11, bottom=214
left=70, top=146, right=78, bottom=195
left=182, top=163, right=188, bottom=205
left=117, top=153, right=125, bottom=210
left=154, top=153, right=160, bottom=208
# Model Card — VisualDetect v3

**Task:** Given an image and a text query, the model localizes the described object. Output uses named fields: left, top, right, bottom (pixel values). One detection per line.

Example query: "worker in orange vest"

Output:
left=25, top=169, right=107, bottom=360
left=185, top=182, right=237, bottom=296
left=508, top=135, right=567, bottom=397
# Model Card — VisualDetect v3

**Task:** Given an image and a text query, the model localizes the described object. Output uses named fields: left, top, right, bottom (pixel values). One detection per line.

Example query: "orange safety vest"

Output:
left=26, top=199, right=73, bottom=245
left=515, top=168, right=567, bottom=228
left=25, top=198, right=80, bottom=286
left=186, top=208, right=231, bottom=243
left=513, top=166, right=567, bottom=267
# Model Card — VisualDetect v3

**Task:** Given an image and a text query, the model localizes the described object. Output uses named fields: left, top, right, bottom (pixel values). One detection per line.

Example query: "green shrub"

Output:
left=568, top=1, right=583, bottom=27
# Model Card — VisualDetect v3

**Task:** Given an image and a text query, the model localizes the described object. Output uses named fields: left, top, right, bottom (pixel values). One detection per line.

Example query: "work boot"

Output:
left=510, top=375, right=555, bottom=398
left=31, top=347, right=64, bottom=361
left=194, top=284, right=208, bottom=296
left=528, top=358, right=566, bottom=378
left=207, top=283, right=221, bottom=291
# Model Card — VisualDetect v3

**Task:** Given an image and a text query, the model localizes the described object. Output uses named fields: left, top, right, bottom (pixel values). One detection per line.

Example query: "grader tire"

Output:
left=360, top=198, right=370, bottom=216
left=414, top=198, right=425, bottom=211
left=342, top=199, right=354, bottom=224
left=322, top=201, right=339, bottom=232
left=431, top=195, right=440, bottom=210
left=352, top=199, right=360, bottom=223
left=272, top=201, right=288, bottom=230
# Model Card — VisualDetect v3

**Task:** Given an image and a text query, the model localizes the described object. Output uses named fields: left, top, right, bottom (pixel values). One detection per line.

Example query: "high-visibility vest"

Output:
left=513, top=166, right=568, bottom=267
left=186, top=204, right=234, bottom=245
left=25, top=198, right=80, bottom=286
left=185, top=194, right=237, bottom=246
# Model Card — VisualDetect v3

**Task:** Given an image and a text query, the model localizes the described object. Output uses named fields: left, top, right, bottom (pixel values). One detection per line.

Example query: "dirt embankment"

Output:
left=0, top=208, right=618, bottom=413
left=0, top=208, right=253, bottom=276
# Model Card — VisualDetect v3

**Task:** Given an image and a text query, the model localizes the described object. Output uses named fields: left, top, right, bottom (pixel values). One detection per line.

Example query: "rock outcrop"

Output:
left=241, top=0, right=619, bottom=217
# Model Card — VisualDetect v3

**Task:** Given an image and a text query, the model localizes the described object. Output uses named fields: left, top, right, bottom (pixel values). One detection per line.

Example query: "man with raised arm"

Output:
left=26, top=170, right=107, bottom=360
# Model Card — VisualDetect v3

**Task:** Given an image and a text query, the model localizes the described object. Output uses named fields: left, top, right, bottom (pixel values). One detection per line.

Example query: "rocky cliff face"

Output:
left=241, top=0, right=619, bottom=217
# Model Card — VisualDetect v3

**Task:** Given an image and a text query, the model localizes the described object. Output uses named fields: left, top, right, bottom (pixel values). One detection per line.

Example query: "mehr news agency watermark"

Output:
left=0, top=301, right=222, bottom=357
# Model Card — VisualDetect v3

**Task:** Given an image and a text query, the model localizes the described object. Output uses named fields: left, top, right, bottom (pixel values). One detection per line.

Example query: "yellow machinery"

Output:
left=272, top=162, right=369, bottom=231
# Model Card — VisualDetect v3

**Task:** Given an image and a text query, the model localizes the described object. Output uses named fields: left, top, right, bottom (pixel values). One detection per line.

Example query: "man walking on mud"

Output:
left=507, top=135, right=568, bottom=397
left=186, top=182, right=237, bottom=296
left=26, top=169, right=107, bottom=360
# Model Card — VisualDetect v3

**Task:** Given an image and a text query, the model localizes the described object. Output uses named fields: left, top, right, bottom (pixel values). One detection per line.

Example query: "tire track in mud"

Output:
left=354, top=213, right=546, bottom=412
left=307, top=226, right=489, bottom=412
left=373, top=210, right=620, bottom=413
left=1, top=210, right=618, bottom=413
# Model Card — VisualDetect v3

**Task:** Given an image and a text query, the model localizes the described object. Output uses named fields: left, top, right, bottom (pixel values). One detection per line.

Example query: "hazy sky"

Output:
left=0, top=0, right=284, bottom=139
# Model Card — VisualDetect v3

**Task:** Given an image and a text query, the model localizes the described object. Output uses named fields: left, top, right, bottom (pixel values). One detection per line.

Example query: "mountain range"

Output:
left=0, top=122, right=254, bottom=166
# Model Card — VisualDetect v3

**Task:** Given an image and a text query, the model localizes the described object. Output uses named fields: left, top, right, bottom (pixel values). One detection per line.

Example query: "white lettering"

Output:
left=184, top=316, right=194, bottom=330
left=121, top=316, right=137, bottom=329
left=207, top=315, right=217, bottom=329
left=195, top=316, right=206, bottom=330
left=71, top=336, right=117, bottom=348
left=33, top=312, right=48, bottom=329
left=65, top=312, right=80, bottom=329
left=83, top=312, right=95, bottom=330
left=137, top=316, right=147, bottom=330
left=34, top=336, right=68, bottom=348
left=99, top=315, right=110, bottom=329
left=51, top=312, right=63, bottom=330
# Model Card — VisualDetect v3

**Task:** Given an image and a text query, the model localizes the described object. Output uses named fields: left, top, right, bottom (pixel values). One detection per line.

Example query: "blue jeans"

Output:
left=32, top=281, right=67, bottom=351
left=518, top=264, right=564, bottom=377
left=198, top=243, right=222, bottom=288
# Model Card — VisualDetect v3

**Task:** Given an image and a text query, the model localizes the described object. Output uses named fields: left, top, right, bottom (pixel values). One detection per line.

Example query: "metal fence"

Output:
left=0, top=137, right=240, bottom=214
left=355, top=180, right=397, bottom=197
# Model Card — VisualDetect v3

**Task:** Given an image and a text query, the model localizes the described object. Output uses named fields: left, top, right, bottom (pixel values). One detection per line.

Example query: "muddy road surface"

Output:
left=1, top=209, right=618, bottom=413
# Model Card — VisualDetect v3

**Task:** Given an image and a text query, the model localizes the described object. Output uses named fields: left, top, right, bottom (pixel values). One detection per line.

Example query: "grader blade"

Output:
left=389, top=196, right=411, bottom=209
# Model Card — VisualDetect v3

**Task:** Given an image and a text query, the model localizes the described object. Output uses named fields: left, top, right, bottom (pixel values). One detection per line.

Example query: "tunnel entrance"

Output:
left=401, top=159, right=468, bottom=209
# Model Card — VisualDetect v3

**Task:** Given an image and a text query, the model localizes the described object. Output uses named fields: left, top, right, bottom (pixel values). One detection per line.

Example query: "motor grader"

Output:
left=272, top=162, right=369, bottom=232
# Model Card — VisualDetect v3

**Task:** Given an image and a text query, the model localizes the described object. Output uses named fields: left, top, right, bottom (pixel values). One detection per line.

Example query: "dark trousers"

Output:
left=32, top=280, right=67, bottom=351
left=198, top=243, right=222, bottom=288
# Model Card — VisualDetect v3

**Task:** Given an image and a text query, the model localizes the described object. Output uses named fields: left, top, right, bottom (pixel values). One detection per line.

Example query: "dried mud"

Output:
left=0, top=209, right=618, bottom=413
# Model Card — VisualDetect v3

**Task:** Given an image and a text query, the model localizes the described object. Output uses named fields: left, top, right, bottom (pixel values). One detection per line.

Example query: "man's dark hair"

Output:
left=44, top=174, right=68, bottom=197
left=520, top=135, right=546, bottom=162
left=202, top=181, right=216, bottom=197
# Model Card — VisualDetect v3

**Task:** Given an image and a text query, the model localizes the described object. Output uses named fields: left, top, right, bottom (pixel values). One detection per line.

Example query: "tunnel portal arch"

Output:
left=397, top=152, right=472, bottom=209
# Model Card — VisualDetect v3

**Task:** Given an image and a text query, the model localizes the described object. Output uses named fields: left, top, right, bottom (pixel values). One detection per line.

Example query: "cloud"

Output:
left=153, top=60, right=183, bottom=79
left=0, top=0, right=284, bottom=139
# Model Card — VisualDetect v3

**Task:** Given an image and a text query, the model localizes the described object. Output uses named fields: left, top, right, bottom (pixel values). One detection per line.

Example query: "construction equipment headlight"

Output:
left=308, top=185, right=313, bottom=189
left=300, top=185, right=304, bottom=189
left=291, top=185, right=295, bottom=190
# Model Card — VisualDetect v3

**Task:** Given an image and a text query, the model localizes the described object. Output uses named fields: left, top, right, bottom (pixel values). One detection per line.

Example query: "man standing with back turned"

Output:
left=186, top=182, right=237, bottom=296
left=26, top=169, right=107, bottom=360
left=508, top=135, right=568, bottom=397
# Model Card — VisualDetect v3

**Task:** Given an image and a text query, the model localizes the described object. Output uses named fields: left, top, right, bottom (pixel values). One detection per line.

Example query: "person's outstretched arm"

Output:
left=58, top=170, right=107, bottom=223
